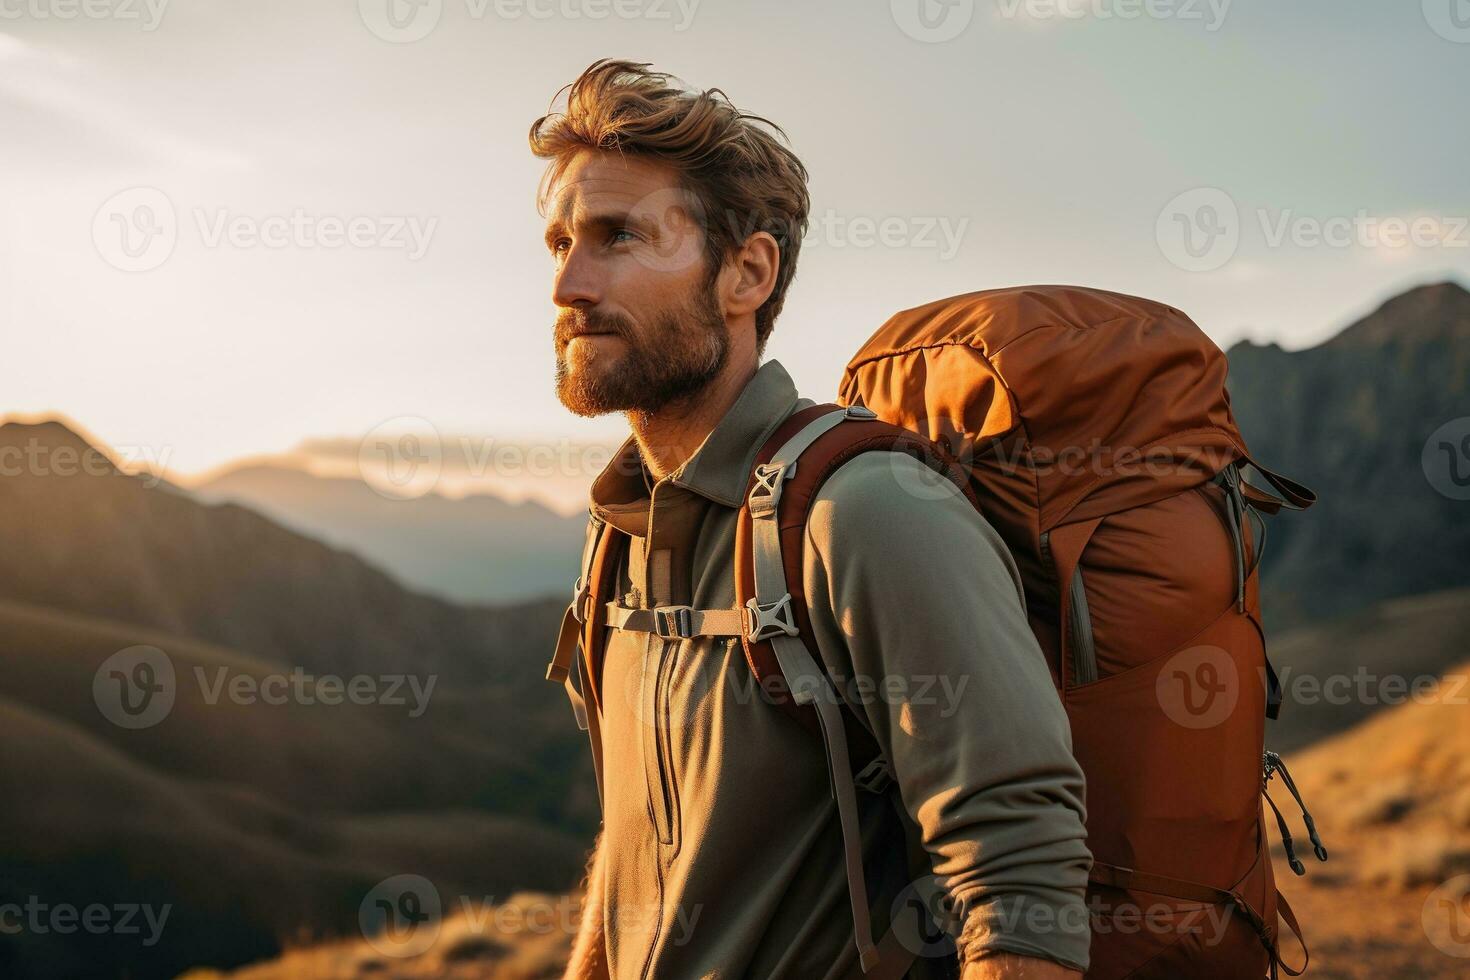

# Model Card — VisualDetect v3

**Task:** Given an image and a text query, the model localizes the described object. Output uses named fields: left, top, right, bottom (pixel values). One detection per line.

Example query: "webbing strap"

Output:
left=1275, top=890, right=1309, bottom=977
left=788, top=639, right=881, bottom=973
left=748, top=407, right=890, bottom=974
left=1089, top=862, right=1280, bottom=968
left=547, top=601, right=581, bottom=684
left=603, top=601, right=747, bottom=639
left=573, top=514, right=607, bottom=623
left=547, top=513, right=609, bottom=684
left=1089, top=862, right=1235, bottom=906
left=863, top=912, right=923, bottom=980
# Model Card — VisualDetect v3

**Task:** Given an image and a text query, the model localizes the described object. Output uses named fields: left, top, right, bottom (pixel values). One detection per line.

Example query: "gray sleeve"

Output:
left=801, top=450, right=1092, bottom=971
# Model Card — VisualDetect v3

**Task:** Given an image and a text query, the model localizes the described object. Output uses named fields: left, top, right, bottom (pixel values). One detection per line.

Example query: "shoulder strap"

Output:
left=735, top=400, right=975, bottom=976
left=734, top=401, right=976, bottom=729
left=545, top=511, right=628, bottom=807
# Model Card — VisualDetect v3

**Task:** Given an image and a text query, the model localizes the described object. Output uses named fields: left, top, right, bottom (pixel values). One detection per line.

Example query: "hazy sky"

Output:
left=3, top=0, right=1467, bottom=495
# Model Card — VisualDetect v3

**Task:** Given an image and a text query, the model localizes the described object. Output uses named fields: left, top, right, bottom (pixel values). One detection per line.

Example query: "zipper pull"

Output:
left=1270, top=752, right=1329, bottom=862
left=1264, top=788, right=1306, bottom=875
left=1265, top=750, right=1329, bottom=863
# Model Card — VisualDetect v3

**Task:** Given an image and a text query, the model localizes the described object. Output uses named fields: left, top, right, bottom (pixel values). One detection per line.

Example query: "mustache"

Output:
left=555, top=308, right=634, bottom=347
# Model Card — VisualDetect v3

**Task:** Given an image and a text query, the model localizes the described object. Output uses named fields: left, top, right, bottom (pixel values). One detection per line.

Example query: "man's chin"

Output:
left=556, top=366, right=634, bottom=418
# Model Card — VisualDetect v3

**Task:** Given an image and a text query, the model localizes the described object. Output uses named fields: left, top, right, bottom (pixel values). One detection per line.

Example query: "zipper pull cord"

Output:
left=1270, top=753, right=1329, bottom=862
left=1264, top=786, right=1306, bottom=875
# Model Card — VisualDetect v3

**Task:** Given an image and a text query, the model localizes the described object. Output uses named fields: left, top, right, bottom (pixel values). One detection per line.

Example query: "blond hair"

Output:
left=530, top=59, right=810, bottom=355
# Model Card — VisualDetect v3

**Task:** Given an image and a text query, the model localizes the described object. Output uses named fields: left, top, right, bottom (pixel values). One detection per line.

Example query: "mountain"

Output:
left=1227, top=281, right=1470, bottom=630
left=0, top=421, right=596, bottom=979
left=0, top=421, right=566, bottom=686
left=192, top=464, right=586, bottom=605
left=1264, top=587, right=1470, bottom=753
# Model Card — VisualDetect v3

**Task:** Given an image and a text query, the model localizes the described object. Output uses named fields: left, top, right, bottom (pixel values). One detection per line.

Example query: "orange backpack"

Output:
left=548, top=284, right=1324, bottom=979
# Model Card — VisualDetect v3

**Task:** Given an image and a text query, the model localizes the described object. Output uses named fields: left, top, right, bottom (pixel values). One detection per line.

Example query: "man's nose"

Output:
left=552, top=245, right=602, bottom=309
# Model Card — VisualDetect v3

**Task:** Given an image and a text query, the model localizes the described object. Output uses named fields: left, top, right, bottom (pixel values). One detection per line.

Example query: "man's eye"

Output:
left=609, top=229, right=636, bottom=245
left=551, top=239, right=570, bottom=256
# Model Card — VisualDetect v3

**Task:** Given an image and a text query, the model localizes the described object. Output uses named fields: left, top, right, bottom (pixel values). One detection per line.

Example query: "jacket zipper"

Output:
left=644, top=636, right=680, bottom=848
left=1040, top=530, right=1098, bottom=686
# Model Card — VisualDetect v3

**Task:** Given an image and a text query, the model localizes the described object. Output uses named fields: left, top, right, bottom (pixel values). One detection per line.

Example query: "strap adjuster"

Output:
left=653, top=605, right=695, bottom=639
left=570, top=575, right=591, bottom=624
left=748, top=462, right=789, bottom=519
left=853, top=755, right=894, bottom=794
left=744, top=593, right=800, bottom=642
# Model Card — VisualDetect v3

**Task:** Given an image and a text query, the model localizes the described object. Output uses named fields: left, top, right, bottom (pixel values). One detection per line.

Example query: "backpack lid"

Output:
left=840, top=284, right=1250, bottom=528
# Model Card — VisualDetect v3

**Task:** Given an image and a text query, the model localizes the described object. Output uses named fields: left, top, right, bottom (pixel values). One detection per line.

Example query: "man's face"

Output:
left=544, top=150, right=730, bottom=419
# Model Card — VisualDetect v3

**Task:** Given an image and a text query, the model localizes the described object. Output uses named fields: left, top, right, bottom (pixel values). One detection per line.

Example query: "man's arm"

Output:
left=964, top=952, right=1081, bottom=978
left=563, top=832, right=609, bottom=980
left=803, top=451, right=1092, bottom=974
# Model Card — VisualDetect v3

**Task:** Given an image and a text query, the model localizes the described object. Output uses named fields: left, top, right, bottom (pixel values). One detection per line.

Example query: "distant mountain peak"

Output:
left=1327, top=280, right=1470, bottom=349
left=0, top=417, right=123, bottom=477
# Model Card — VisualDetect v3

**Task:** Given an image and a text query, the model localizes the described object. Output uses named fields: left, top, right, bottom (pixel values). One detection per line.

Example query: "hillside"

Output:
left=0, top=599, right=592, bottom=979
left=1227, top=281, right=1470, bottom=630
left=1259, top=658, right=1470, bottom=978
left=192, top=464, right=585, bottom=605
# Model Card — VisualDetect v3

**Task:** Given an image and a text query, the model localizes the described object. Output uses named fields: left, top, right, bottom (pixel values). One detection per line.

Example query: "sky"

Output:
left=2, top=0, right=1467, bottom=509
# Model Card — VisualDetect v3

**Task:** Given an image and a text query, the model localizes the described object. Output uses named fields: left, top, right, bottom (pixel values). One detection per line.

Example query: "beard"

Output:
left=553, top=281, right=730, bottom=420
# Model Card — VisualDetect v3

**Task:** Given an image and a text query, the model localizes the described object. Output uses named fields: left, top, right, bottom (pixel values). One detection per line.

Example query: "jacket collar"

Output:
left=588, top=359, right=807, bottom=534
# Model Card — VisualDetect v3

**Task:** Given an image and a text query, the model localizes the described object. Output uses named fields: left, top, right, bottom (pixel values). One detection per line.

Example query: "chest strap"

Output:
left=603, top=601, right=747, bottom=640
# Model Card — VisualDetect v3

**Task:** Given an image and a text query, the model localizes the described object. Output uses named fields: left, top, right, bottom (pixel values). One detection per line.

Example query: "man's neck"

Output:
left=627, top=359, right=758, bottom=484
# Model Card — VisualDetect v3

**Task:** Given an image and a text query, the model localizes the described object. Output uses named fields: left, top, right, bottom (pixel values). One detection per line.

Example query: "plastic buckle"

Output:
left=747, top=462, right=787, bottom=518
left=853, top=755, right=894, bottom=794
left=744, top=593, right=800, bottom=642
left=653, top=605, right=695, bottom=640
left=570, top=575, right=589, bottom=624
left=843, top=403, right=877, bottom=420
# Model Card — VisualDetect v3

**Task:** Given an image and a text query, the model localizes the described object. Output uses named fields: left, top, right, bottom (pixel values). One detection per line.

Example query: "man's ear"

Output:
left=721, top=231, right=780, bottom=319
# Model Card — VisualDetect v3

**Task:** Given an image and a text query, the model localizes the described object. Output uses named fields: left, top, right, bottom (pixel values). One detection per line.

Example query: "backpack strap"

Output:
left=734, top=400, right=976, bottom=976
left=545, top=511, right=628, bottom=808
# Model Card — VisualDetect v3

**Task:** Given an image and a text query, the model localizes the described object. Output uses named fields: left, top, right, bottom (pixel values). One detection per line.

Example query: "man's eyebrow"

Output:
left=543, top=209, right=650, bottom=248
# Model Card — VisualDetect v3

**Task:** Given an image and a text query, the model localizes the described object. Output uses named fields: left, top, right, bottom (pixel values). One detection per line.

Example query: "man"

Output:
left=532, top=60, right=1091, bottom=980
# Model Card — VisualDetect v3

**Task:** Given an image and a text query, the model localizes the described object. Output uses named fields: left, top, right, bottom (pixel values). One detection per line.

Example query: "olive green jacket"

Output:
left=585, top=359, right=1091, bottom=979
